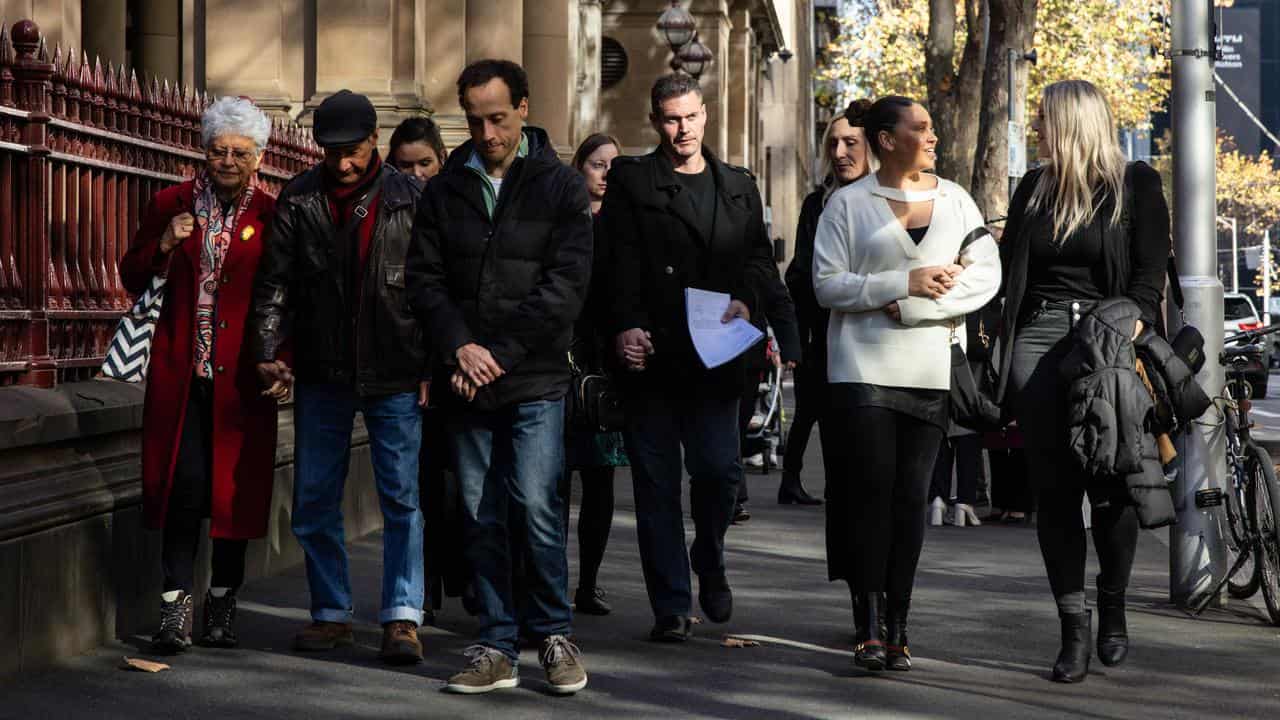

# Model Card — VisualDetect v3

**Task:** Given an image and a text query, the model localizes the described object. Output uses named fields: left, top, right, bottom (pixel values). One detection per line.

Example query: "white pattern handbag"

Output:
left=100, top=274, right=166, bottom=382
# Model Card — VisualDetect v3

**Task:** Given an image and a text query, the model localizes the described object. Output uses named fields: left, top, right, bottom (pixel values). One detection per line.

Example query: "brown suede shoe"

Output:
left=379, top=620, right=424, bottom=665
left=292, top=621, right=354, bottom=652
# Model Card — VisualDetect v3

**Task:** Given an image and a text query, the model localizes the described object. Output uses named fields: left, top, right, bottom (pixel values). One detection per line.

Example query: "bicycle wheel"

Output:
left=1246, top=442, right=1280, bottom=625
left=1225, top=465, right=1261, bottom=598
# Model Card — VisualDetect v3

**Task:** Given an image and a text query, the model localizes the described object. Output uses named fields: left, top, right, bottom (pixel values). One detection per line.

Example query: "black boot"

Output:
left=1051, top=610, right=1092, bottom=683
left=853, top=593, right=887, bottom=671
left=151, top=591, right=193, bottom=655
left=199, top=590, right=239, bottom=648
left=777, top=471, right=823, bottom=505
left=885, top=594, right=911, bottom=671
left=1096, top=578, right=1129, bottom=667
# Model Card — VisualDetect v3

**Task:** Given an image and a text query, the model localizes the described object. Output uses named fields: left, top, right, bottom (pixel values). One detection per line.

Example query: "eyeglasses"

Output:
left=206, top=147, right=257, bottom=163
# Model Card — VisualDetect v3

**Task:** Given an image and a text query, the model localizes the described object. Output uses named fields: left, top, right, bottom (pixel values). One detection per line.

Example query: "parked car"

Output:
left=1224, top=292, right=1270, bottom=397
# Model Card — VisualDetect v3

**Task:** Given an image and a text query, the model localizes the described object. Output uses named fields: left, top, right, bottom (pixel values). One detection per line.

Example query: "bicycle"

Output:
left=1190, top=324, right=1280, bottom=624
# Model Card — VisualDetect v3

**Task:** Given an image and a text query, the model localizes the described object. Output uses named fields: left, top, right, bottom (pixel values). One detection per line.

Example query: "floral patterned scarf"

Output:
left=192, top=171, right=255, bottom=379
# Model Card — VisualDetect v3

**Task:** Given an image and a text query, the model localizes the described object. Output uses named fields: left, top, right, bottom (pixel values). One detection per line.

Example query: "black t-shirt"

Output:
left=675, top=167, right=716, bottom=240
left=1025, top=204, right=1106, bottom=308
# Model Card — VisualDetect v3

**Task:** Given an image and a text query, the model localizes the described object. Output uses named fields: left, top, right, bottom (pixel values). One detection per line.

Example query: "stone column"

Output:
left=79, top=0, right=126, bottom=67
left=698, top=2, right=732, bottom=160
left=422, top=0, right=469, bottom=150
left=523, top=0, right=574, bottom=154
left=309, top=0, right=428, bottom=140
left=572, top=0, right=603, bottom=149
left=466, top=0, right=522, bottom=64
left=204, top=0, right=306, bottom=113
left=3, top=0, right=81, bottom=55
left=725, top=3, right=752, bottom=167
left=129, top=0, right=181, bottom=84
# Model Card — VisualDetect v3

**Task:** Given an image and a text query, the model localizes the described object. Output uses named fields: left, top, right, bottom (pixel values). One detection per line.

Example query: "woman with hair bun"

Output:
left=813, top=95, right=1001, bottom=672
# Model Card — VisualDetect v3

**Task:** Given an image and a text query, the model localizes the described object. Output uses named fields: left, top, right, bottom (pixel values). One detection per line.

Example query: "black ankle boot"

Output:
left=199, top=590, right=239, bottom=648
left=151, top=591, right=193, bottom=655
left=885, top=595, right=911, bottom=671
left=1096, top=579, right=1129, bottom=667
left=777, top=471, right=823, bottom=505
left=1052, top=610, right=1092, bottom=683
left=853, top=593, right=887, bottom=671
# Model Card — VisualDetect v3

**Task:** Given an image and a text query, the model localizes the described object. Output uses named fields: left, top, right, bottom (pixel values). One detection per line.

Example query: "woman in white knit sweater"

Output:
left=812, top=96, right=1001, bottom=672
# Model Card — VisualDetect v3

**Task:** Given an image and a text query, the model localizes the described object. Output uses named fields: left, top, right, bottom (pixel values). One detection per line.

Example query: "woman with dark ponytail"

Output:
left=813, top=96, right=1000, bottom=672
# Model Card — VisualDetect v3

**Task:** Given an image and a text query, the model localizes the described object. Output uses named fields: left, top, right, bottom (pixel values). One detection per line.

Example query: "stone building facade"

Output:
left=5, top=0, right=816, bottom=257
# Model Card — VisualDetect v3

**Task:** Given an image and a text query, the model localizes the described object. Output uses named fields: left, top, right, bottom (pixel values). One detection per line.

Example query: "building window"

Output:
left=601, top=37, right=628, bottom=90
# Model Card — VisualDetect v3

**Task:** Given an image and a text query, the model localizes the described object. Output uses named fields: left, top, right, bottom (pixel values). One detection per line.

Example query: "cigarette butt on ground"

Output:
left=721, top=636, right=760, bottom=648
left=122, top=657, right=170, bottom=673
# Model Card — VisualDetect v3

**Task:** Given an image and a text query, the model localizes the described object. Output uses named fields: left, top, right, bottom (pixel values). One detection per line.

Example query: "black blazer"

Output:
left=600, top=147, right=781, bottom=396
left=996, top=161, right=1170, bottom=405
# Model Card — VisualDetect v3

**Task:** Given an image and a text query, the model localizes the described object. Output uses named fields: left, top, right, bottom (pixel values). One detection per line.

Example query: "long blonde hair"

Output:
left=1028, top=80, right=1127, bottom=240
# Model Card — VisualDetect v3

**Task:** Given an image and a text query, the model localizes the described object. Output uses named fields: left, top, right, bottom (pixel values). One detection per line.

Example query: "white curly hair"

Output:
left=201, top=96, right=272, bottom=151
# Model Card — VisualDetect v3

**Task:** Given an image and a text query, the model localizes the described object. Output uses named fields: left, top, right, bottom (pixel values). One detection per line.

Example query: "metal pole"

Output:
left=1265, top=230, right=1272, bottom=326
left=1007, top=49, right=1018, bottom=201
left=1169, top=0, right=1226, bottom=608
left=1232, top=218, right=1238, bottom=293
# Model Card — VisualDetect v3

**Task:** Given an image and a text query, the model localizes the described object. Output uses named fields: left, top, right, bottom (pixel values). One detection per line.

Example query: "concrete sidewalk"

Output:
left=3, top=452, right=1280, bottom=718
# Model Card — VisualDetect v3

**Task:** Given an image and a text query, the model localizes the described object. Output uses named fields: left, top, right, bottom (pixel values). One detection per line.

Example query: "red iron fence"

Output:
left=0, top=18, right=322, bottom=387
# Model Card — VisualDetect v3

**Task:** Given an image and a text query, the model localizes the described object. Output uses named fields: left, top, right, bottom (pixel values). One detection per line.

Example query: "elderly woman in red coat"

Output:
left=120, top=96, right=286, bottom=655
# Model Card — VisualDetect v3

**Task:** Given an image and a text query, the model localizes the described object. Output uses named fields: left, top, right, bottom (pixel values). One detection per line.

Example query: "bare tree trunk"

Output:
left=927, top=0, right=987, bottom=191
left=949, top=0, right=987, bottom=191
left=971, top=0, right=1037, bottom=219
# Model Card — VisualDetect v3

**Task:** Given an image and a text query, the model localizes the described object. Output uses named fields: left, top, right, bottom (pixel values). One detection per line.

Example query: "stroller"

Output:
left=743, top=334, right=786, bottom=473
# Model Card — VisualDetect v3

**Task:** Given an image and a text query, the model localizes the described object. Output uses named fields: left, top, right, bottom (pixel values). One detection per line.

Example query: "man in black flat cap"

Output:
left=249, top=89, right=431, bottom=665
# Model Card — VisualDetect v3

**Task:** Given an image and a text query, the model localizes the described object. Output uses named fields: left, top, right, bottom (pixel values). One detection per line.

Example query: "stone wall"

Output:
left=0, top=380, right=380, bottom=679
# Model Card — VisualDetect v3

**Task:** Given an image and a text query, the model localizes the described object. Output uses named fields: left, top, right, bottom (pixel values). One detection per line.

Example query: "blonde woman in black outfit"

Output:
left=998, top=80, right=1170, bottom=683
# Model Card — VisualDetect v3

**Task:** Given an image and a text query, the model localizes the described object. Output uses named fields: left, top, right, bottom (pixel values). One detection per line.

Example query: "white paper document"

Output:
left=685, top=288, right=764, bottom=369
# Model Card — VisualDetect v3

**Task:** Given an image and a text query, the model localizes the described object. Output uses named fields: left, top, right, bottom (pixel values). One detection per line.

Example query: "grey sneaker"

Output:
left=540, top=635, right=588, bottom=695
left=444, top=645, right=519, bottom=694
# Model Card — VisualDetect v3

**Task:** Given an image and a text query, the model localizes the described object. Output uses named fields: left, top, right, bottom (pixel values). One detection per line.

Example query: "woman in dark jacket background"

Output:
left=781, top=99, right=873, bottom=507
left=564, top=133, right=628, bottom=615
left=1000, top=80, right=1170, bottom=683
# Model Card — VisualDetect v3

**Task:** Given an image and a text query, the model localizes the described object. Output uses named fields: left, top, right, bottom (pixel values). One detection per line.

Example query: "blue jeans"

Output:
left=449, top=399, right=571, bottom=662
left=624, top=386, right=741, bottom=618
left=293, top=383, right=424, bottom=625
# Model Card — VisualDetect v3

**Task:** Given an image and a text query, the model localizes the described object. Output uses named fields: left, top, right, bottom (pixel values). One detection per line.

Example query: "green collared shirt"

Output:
left=465, top=133, right=529, bottom=218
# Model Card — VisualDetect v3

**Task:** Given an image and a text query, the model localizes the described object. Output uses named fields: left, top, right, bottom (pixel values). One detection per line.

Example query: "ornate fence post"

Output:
left=10, top=20, right=55, bottom=386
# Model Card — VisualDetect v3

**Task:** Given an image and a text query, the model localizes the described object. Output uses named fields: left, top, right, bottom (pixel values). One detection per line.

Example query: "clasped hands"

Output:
left=883, top=264, right=964, bottom=322
left=616, top=299, right=751, bottom=371
left=451, top=343, right=504, bottom=402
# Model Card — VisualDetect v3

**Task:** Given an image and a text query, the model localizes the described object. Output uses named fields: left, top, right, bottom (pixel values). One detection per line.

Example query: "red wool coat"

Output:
left=120, top=179, right=279, bottom=539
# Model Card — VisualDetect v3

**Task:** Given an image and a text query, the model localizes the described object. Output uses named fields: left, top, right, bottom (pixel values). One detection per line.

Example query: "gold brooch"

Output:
left=241, top=226, right=255, bottom=242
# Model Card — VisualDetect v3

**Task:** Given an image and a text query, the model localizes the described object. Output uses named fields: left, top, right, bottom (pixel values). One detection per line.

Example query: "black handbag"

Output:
left=948, top=227, right=1005, bottom=431
left=567, top=350, right=626, bottom=433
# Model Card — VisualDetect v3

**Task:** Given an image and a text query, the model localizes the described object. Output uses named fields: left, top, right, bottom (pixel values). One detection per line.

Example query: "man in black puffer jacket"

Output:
left=407, top=60, right=592, bottom=695
left=249, top=90, right=429, bottom=663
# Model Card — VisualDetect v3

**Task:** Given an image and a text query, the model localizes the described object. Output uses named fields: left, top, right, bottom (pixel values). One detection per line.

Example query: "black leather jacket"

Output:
left=249, top=163, right=428, bottom=396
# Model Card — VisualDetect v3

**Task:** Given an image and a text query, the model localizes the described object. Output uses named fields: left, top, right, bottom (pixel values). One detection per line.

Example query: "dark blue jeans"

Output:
left=293, top=383, right=424, bottom=625
left=448, top=399, right=571, bottom=662
left=624, top=386, right=741, bottom=618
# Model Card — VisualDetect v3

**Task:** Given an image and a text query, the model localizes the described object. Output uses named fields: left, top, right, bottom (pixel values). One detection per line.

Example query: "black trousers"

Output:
left=825, top=395, right=943, bottom=597
left=572, top=467, right=615, bottom=591
left=161, top=376, right=247, bottom=593
left=988, top=446, right=1034, bottom=513
left=783, top=352, right=827, bottom=474
left=1009, top=303, right=1139, bottom=609
left=930, top=433, right=983, bottom=505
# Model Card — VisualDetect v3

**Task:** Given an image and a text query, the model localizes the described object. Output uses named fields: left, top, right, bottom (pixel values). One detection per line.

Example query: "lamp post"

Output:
left=657, top=0, right=696, bottom=70
left=676, top=33, right=713, bottom=79
left=656, top=1, right=711, bottom=79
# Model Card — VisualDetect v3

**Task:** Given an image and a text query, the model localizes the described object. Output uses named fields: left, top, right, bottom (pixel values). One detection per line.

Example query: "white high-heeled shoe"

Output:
left=953, top=503, right=981, bottom=527
left=929, top=496, right=946, bottom=526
